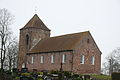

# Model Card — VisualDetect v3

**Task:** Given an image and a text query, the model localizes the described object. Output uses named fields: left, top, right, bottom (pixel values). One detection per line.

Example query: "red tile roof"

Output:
left=20, top=14, right=50, bottom=31
left=28, top=31, right=89, bottom=54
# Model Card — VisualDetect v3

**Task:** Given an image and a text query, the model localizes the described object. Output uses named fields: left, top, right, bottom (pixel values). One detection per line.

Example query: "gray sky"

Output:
left=1, top=0, right=120, bottom=66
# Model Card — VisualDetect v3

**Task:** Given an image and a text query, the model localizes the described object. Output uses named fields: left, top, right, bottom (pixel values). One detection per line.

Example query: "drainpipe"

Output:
left=60, top=52, right=63, bottom=72
left=25, top=54, right=27, bottom=68
left=60, top=62, right=63, bottom=72
left=71, top=50, right=74, bottom=72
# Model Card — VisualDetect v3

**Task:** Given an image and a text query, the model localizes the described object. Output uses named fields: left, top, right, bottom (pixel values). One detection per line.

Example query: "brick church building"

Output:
left=18, top=14, right=102, bottom=74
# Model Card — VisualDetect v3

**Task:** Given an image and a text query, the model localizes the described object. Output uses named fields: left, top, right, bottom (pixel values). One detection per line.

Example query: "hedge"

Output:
left=112, top=72, right=120, bottom=80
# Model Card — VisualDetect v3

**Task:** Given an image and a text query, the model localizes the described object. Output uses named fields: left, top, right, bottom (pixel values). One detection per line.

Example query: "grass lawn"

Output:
left=91, top=74, right=111, bottom=80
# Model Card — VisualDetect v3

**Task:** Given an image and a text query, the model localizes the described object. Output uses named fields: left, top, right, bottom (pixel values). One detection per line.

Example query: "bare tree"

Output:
left=112, top=48, right=120, bottom=62
left=4, top=37, right=19, bottom=71
left=102, top=48, right=120, bottom=75
left=101, top=62, right=109, bottom=75
left=0, top=8, right=14, bottom=79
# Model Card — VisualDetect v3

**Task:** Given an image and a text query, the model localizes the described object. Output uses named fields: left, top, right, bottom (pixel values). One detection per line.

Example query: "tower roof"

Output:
left=20, top=14, right=50, bottom=31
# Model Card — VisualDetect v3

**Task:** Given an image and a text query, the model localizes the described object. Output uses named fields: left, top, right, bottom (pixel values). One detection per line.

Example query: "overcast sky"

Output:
left=1, top=0, right=120, bottom=66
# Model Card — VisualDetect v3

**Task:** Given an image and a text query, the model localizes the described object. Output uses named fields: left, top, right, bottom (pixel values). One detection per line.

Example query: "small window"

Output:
left=40, top=56, right=44, bottom=63
left=87, top=39, right=90, bottom=43
left=62, top=54, right=66, bottom=63
left=80, top=55, right=84, bottom=64
left=26, top=35, right=29, bottom=45
left=22, top=63, right=25, bottom=68
left=31, top=56, right=35, bottom=64
left=51, top=55, right=55, bottom=63
left=91, top=56, right=95, bottom=65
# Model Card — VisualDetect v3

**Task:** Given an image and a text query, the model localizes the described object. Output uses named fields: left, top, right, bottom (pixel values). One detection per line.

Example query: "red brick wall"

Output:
left=26, top=33, right=101, bottom=74
left=72, top=33, right=101, bottom=74
left=26, top=51, right=73, bottom=72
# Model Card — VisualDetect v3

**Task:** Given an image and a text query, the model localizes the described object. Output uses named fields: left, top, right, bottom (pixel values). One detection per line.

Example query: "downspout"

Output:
left=71, top=50, right=74, bottom=72
left=25, top=53, right=27, bottom=68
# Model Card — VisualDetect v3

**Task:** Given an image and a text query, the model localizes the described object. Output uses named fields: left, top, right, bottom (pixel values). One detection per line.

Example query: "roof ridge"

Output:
left=50, top=31, right=89, bottom=38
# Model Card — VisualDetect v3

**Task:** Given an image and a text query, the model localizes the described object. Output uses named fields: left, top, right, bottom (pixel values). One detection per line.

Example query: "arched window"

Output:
left=31, top=56, right=35, bottom=64
left=91, top=56, right=95, bottom=65
left=62, top=54, right=66, bottom=63
left=22, top=63, right=25, bottom=68
left=40, top=56, right=44, bottom=63
left=51, top=55, right=55, bottom=63
left=26, top=35, right=29, bottom=45
left=80, top=55, right=85, bottom=64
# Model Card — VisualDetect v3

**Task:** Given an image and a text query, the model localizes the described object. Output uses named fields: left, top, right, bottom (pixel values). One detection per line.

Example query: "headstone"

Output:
left=20, top=76, right=29, bottom=80
left=84, top=75, right=90, bottom=80
left=21, top=68, right=28, bottom=73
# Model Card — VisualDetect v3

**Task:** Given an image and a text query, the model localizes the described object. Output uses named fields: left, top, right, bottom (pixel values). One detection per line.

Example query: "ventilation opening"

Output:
left=26, top=35, right=29, bottom=45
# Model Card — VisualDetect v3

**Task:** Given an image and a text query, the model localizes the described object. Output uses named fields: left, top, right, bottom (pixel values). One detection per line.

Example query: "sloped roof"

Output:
left=20, top=14, right=50, bottom=31
left=28, top=31, right=89, bottom=54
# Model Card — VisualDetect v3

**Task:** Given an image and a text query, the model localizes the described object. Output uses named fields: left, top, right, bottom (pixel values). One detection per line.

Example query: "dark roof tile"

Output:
left=28, top=31, right=89, bottom=54
left=20, top=14, right=50, bottom=31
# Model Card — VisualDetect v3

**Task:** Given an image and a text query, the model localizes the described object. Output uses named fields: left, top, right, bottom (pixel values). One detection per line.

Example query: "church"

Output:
left=18, top=14, right=101, bottom=74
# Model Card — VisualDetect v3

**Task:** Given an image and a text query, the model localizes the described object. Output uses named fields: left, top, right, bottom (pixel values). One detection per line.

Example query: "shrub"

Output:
left=73, top=78, right=82, bottom=80
left=21, top=72, right=31, bottom=76
left=112, top=72, right=120, bottom=80
left=12, top=68, right=19, bottom=73
left=5, top=70, right=12, bottom=75
left=15, top=77, right=20, bottom=80
left=38, top=72, right=43, bottom=75
left=62, top=71, right=72, bottom=77
left=50, top=70, right=59, bottom=74
left=38, top=77, right=43, bottom=80
left=0, top=68, right=4, bottom=72
left=72, top=74, right=80, bottom=78
left=72, top=74, right=83, bottom=80
left=28, top=76, right=34, bottom=80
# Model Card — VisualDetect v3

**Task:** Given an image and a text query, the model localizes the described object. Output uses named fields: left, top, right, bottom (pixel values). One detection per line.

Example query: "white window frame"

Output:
left=31, top=56, right=35, bottom=64
left=62, top=54, right=66, bottom=63
left=91, top=56, right=95, bottom=65
left=80, top=55, right=84, bottom=64
left=22, top=63, right=25, bottom=68
left=40, top=56, right=44, bottom=63
left=51, top=55, right=54, bottom=63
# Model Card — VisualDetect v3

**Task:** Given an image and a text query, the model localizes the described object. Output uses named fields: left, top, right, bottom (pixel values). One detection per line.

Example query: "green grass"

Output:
left=91, top=74, right=111, bottom=80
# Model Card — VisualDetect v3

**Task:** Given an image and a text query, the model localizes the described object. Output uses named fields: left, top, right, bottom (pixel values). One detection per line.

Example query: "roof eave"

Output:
left=20, top=27, right=51, bottom=31
left=27, top=49, right=73, bottom=55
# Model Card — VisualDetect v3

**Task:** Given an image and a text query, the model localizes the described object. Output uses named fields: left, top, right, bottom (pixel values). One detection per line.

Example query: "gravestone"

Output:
left=84, top=75, right=90, bottom=80
left=20, top=76, right=29, bottom=80
left=21, top=68, right=28, bottom=73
